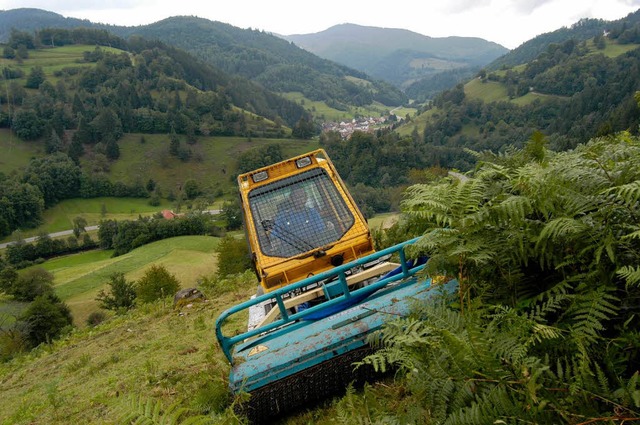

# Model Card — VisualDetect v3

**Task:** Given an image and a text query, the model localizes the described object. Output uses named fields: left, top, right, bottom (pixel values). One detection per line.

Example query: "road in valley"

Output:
left=0, top=210, right=220, bottom=249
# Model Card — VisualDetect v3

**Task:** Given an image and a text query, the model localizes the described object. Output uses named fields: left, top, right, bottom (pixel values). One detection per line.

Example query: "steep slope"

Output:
left=407, top=31, right=640, bottom=171
left=488, top=10, right=640, bottom=70
left=284, top=23, right=508, bottom=87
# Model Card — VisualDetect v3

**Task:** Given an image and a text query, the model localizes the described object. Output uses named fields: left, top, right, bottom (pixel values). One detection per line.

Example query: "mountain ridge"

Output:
left=283, top=23, right=508, bottom=87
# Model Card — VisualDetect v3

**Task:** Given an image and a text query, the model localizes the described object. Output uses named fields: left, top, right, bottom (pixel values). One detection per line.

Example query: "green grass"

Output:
left=91, top=134, right=319, bottom=197
left=0, top=44, right=125, bottom=85
left=0, top=215, right=402, bottom=424
left=0, top=129, right=43, bottom=175
left=510, top=91, right=567, bottom=106
left=395, top=108, right=438, bottom=138
left=0, top=284, right=256, bottom=425
left=281, top=92, right=398, bottom=122
left=367, top=213, right=399, bottom=230
left=465, top=78, right=509, bottom=103
left=46, top=197, right=171, bottom=230
left=37, top=236, right=220, bottom=325
left=584, top=38, right=640, bottom=58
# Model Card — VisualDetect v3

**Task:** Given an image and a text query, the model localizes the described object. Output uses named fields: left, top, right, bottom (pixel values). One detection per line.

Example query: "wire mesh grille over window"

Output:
left=249, top=168, right=358, bottom=259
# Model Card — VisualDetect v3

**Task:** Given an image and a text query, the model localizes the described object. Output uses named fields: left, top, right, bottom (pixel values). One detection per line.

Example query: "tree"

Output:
left=292, top=117, right=316, bottom=139
left=0, top=179, right=44, bottom=233
left=22, top=153, right=82, bottom=207
left=91, top=108, right=123, bottom=143
left=221, top=199, right=243, bottom=231
left=169, top=129, right=180, bottom=156
left=136, top=265, right=180, bottom=303
left=3, top=46, right=16, bottom=59
left=183, top=179, right=201, bottom=200
left=72, top=216, right=87, bottom=238
left=25, top=66, right=45, bottom=89
left=236, top=144, right=283, bottom=173
left=0, top=267, right=19, bottom=295
left=12, top=109, right=45, bottom=140
left=10, top=268, right=55, bottom=302
left=45, top=128, right=62, bottom=154
left=96, top=272, right=137, bottom=312
left=21, top=293, right=73, bottom=347
left=8, top=29, right=35, bottom=50
left=67, top=136, right=84, bottom=163
left=105, top=138, right=120, bottom=160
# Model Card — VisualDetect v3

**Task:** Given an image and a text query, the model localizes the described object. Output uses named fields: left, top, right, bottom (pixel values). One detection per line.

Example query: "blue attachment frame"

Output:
left=215, top=237, right=425, bottom=363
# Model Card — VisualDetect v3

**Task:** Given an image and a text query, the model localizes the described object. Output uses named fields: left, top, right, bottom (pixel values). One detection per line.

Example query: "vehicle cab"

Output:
left=238, top=149, right=375, bottom=294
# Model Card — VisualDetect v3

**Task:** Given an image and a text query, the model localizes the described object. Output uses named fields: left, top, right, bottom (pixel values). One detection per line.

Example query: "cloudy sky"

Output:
left=2, top=0, right=640, bottom=49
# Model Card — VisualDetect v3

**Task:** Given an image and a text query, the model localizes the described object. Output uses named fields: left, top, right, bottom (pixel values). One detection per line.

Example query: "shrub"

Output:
left=136, top=265, right=180, bottom=303
left=21, top=293, right=73, bottom=347
left=86, top=311, right=107, bottom=327
left=0, top=321, right=29, bottom=362
left=96, top=272, right=137, bottom=312
left=11, top=267, right=55, bottom=302
left=215, top=235, right=252, bottom=278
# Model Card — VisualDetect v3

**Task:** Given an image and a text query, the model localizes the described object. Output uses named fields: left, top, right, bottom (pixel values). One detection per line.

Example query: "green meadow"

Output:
left=34, top=235, right=221, bottom=325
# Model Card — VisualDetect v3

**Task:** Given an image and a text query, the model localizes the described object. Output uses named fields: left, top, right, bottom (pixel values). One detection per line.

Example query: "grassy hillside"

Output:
left=0, top=44, right=124, bottom=85
left=396, top=36, right=640, bottom=145
left=0, top=222, right=398, bottom=424
left=0, top=129, right=319, bottom=197
left=0, top=129, right=43, bottom=174
left=0, top=278, right=255, bottom=425
left=107, top=134, right=319, bottom=196
left=39, top=236, right=220, bottom=325
left=39, top=197, right=173, bottom=233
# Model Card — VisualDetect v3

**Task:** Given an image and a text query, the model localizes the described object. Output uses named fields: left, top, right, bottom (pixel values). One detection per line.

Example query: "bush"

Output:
left=96, top=272, right=137, bottom=312
left=86, top=311, right=107, bottom=327
left=21, top=293, right=73, bottom=347
left=11, top=268, right=55, bottom=302
left=136, top=265, right=180, bottom=303
left=0, top=316, right=29, bottom=362
left=215, top=235, right=252, bottom=278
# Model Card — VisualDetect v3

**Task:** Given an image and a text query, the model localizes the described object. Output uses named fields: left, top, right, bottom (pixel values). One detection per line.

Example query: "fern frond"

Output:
left=617, top=266, right=640, bottom=287
left=604, top=180, right=640, bottom=207
left=568, top=287, right=619, bottom=345
left=117, top=395, right=214, bottom=425
left=612, top=371, right=640, bottom=409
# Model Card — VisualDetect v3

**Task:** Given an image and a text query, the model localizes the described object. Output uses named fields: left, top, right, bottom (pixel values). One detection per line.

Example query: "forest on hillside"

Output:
left=119, top=17, right=408, bottom=108
left=416, top=24, right=640, bottom=170
left=0, top=27, right=310, bottom=143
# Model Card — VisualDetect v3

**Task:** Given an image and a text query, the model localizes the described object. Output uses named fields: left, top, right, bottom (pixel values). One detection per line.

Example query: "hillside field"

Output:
left=0, top=275, right=256, bottom=425
left=31, top=236, right=221, bottom=325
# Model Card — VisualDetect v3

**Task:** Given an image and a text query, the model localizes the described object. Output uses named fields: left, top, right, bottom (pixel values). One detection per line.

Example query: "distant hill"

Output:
left=283, top=23, right=508, bottom=88
left=488, top=10, right=640, bottom=70
left=0, top=10, right=407, bottom=110
left=0, top=8, right=96, bottom=41
left=400, top=21, right=640, bottom=171
left=115, top=16, right=407, bottom=107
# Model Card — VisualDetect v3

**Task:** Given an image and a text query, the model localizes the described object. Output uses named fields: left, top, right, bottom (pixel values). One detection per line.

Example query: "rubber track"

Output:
left=238, top=346, right=379, bottom=424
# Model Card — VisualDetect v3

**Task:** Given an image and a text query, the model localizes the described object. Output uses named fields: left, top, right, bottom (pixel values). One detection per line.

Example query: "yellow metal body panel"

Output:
left=238, top=149, right=374, bottom=292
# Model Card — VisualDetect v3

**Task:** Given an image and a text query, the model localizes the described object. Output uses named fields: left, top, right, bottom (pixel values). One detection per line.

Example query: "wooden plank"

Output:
left=257, top=262, right=399, bottom=328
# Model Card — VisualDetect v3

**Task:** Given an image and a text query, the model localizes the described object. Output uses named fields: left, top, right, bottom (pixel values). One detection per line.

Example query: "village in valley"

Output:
left=321, top=115, right=391, bottom=139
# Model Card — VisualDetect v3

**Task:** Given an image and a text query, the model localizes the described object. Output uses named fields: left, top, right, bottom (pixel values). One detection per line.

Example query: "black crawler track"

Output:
left=237, top=346, right=380, bottom=424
